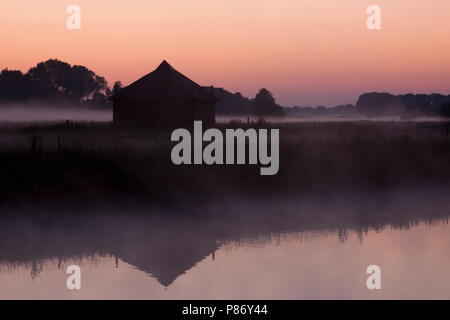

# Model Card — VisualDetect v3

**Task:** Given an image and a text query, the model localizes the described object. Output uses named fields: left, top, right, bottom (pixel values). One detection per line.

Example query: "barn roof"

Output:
left=115, top=60, right=215, bottom=101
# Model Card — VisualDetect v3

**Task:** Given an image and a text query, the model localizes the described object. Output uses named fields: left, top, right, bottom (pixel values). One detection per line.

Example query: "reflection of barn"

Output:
left=115, top=237, right=218, bottom=287
left=1, top=199, right=450, bottom=288
left=113, top=60, right=216, bottom=128
left=0, top=214, right=219, bottom=287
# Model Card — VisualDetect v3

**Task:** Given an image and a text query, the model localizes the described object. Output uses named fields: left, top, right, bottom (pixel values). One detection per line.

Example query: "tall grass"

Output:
left=0, top=120, right=449, bottom=210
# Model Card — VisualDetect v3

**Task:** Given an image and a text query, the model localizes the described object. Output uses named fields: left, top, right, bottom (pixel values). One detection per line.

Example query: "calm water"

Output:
left=1, top=190, right=449, bottom=299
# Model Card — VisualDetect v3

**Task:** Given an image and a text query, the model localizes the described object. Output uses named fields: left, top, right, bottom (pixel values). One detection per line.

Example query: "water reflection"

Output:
left=0, top=189, right=449, bottom=299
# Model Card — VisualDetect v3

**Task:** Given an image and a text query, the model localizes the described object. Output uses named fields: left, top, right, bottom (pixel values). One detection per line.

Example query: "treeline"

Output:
left=207, top=87, right=284, bottom=117
left=0, top=58, right=285, bottom=116
left=286, top=92, right=450, bottom=118
left=0, top=59, right=122, bottom=107
left=356, top=92, right=450, bottom=117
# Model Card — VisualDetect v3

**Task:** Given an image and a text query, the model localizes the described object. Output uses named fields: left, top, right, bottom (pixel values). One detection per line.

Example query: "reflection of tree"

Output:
left=30, top=259, right=43, bottom=280
left=338, top=229, right=348, bottom=243
left=0, top=193, right=449, bottom=286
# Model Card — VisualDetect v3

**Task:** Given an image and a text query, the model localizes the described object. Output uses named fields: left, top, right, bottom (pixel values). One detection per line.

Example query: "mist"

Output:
left=0, top=104, right=112, bottom=122
left=216, top=115, right=447, bottom=124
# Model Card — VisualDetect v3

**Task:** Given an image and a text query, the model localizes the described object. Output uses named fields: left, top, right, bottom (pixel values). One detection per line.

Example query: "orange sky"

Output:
left=1, top=0, right=449, bottom=106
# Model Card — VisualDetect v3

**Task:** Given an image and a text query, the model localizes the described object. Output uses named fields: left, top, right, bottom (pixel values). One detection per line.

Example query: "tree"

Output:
left=27, top=59, right=72, bottom=95
left=0, top=69, right=58, bottom=102
left=71, top=65, right=109, bottom=101
left=26, top=59, right=109, bottom=102
left=111, top=81, right=123, bottom=98
left=0, top=69, right=27, bottom=101
left=253, top=88, right=284, bottom=116
left=440, top=103, right=450, bottom=118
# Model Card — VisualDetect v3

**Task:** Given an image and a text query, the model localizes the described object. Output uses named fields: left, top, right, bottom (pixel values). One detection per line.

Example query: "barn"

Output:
left=113, top=60, right=216, bottom=128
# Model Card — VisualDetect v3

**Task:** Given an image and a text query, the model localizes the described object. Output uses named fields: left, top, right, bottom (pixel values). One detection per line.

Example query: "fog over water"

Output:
left=0, top=190, right=449, bottom=299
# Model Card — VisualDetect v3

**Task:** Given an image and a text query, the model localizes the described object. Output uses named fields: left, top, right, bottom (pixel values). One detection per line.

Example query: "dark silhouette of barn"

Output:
left=113, top=60, right=216, bottom=127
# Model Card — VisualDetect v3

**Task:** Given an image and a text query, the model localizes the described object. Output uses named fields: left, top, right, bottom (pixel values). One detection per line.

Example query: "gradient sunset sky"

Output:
left=1, top=0, right=449, bottom=106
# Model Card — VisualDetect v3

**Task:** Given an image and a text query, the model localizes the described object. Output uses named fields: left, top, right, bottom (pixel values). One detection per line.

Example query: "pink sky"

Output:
left=1, top=0, right=449, bottom=106
left=2, top=222, right=450, bottom=299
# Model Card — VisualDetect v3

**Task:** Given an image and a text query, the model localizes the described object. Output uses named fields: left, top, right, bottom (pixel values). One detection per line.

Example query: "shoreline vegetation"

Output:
left=0, top=119, right=449, bottom=213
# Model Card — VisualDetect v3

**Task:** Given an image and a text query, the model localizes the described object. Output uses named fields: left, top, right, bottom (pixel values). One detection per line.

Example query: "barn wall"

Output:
left=194, top=101, right=215, bottom=128
left=113, top=99, right=215, bottom=128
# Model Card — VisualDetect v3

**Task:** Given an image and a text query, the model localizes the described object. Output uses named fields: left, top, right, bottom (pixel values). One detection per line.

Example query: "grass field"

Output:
left=0, top=120, right=449, bottom=211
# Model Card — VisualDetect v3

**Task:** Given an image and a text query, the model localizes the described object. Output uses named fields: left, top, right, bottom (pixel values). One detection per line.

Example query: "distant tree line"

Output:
left=0, top=59, right=122, bottom=107
left=356, top=92, right=450, bottom=117
left=441, top=103, right=450, bottom=118
left=286, top=92, right=450, bottom=118
left=1, top=59, right=284, bottom=116
left=209, top=87, right=284, bottom=117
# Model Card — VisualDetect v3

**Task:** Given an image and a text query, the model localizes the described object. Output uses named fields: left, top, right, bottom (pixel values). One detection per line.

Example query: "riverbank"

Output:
left=0, top=120, right=449, bottom=212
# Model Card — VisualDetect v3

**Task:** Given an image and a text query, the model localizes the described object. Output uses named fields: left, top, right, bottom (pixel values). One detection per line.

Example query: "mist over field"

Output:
left=0, top=104, right=112, bottom=122
left=0, top=107, right=447, bottom=124
left=216, top=115, right=448, bottom=123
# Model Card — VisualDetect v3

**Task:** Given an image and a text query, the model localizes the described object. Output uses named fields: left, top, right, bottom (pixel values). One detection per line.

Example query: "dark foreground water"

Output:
left=0, top=190, right=449, bottom=299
